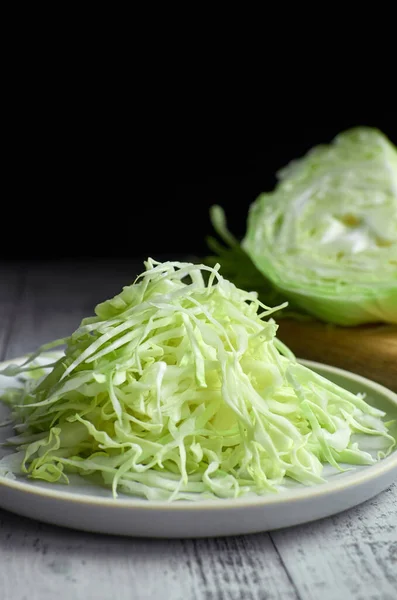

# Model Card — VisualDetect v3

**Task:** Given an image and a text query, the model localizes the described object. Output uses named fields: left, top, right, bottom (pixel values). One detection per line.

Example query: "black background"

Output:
left=5, top=114, right=396, bottom=263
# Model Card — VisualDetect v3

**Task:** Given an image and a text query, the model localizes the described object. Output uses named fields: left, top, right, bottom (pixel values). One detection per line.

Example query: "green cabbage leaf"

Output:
left=207, top=127, right=397, bottom=326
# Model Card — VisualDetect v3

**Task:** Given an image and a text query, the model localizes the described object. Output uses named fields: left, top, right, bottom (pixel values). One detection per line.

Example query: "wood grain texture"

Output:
left=0, top=261, right=396, bottom=600
left=272, top=483, right=397, bottom=600
left=0, top=511, right=297, bottom=600
left=277, top=319, right=397, bottom=393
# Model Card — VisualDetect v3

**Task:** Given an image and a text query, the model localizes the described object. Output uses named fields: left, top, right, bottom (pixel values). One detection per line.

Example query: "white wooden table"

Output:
left=0, top=260, right=396, bottom=600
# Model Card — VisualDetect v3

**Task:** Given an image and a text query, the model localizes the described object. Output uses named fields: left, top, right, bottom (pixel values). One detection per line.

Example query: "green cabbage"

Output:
left=0, top=259, right=395, bottom=501
left=207, top=127, right=397, bottom=326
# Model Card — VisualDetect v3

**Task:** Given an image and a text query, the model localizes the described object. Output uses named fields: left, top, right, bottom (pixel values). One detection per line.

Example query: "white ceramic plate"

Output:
left=0, top=356, right=396, bottom=538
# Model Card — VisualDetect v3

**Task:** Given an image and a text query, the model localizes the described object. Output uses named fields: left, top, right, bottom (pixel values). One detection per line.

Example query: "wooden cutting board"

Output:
left=276, top=320, right=397, bottom=393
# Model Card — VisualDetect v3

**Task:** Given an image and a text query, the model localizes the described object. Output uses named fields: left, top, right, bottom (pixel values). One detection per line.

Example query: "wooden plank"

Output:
left=179, top=536, right=299, bottom=600
left=271, top=483, right=397, bottom=600
left=0, top=511, right=298, bottom=600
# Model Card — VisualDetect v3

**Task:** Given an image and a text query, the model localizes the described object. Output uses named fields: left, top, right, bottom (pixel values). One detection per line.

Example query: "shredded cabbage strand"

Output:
left=0, top=259, right=394, bottom=500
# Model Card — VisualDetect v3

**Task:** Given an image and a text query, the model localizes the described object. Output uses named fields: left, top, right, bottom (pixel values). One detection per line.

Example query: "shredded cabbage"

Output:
left=207, top=127, right=397, bottom=325
left=0, top=259, right=395, bottom=500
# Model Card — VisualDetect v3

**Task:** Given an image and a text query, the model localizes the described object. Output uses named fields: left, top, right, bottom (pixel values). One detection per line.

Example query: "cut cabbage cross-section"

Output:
left=209, top=127, right=397, bottom=325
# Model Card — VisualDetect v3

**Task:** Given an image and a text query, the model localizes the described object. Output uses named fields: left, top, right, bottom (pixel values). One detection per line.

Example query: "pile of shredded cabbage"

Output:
left=0, top=259, right=395, bottom=501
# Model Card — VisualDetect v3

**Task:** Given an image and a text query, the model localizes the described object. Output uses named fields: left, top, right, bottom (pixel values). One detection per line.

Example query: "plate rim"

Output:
left=1, top=354, right=396, bottom=511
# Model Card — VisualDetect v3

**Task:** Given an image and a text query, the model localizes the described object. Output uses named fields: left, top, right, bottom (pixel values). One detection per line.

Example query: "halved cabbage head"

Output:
left=212, top=127, right=397, bottom=325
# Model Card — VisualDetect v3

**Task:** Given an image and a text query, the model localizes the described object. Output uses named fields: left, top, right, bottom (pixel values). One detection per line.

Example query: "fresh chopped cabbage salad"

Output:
left=0, top=259, right=394, bottom=501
